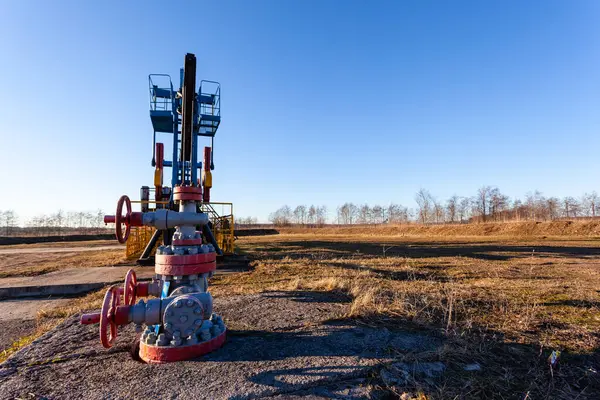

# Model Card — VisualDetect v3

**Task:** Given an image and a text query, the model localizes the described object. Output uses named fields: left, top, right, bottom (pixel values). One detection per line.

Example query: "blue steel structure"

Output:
left=136, top=53, right=224, bottom=263
left=148, top=62, right=221, bottom=190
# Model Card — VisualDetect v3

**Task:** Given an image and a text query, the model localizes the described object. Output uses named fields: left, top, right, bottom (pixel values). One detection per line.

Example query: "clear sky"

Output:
left=1, top=1, right=599, bottom=223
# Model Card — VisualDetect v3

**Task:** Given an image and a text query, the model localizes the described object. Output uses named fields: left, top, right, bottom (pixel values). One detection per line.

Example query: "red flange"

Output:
left=139, top=329, right=226, bottom=363
left=156, top=253, right=216, bottom=265
left=155, top=253, right=217, bottom=275
left=155, top=261, right=216, bottom=276
left=172, top=238, right=203, bottom=246
left=173, top=186, right=202, bottom=202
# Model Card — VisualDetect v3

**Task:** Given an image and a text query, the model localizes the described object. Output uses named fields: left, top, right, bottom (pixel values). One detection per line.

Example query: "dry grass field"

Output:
left=211, top=223, right=600, bottom=399
left=3, top=221, right=600, bottom=398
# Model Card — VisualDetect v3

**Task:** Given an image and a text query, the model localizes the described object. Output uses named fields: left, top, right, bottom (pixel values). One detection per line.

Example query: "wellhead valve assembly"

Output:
left=81, top=53, right=227, bottom=363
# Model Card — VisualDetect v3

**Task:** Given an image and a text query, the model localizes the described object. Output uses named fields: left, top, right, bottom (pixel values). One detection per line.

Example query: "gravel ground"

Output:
left=0, top=298, right=71, bottom=352
left=0, top=319, right=37, bottom=353
left=0, top=291, right=441, bottom=399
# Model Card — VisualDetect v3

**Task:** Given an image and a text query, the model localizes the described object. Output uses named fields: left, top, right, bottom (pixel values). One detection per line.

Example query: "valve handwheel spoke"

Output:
left=115, top=195, right=132, bottom=244
left=99, top=286, right=121, bottom=348
left=124, top=269, right=137, bottom=305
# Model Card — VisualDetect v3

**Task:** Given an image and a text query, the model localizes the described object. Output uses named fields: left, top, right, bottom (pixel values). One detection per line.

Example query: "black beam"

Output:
left=180, top=53, right=196, bottom=183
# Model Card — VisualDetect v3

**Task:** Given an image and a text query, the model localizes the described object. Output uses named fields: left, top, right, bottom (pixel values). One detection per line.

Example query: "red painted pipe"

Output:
left=156, top=143, right=164, bottom=169
left=81, top=313, right=101, bottom=325
left=104, top=212, right=143, bottom=226
left=80, top=305, right=131, bottom=326
left=113, top=305, right=131, bottom=325
left=129, top=212, right=143, bottom=226
left=136, top=282, right=149, bottom=297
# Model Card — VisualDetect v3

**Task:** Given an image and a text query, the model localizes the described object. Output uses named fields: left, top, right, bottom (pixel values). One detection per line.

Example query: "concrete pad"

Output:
left=0, top=291, right=441, bottom=399
left=0, top=267, right=155, bottom=299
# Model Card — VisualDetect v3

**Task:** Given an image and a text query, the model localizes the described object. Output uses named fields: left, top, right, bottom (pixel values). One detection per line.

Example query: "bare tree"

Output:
left=269, top=205, right=292, bottom=226
left=95, top=209, right=105, bottom=228
left=489, top=188, right=509, bottom=221
left=524, top=191, right=546, bottom=221
left=562, top=197, right=581, bottom=218
left=446, top=195, right=459, bottom=223
left=307, top=205, right=317, bottom=224
left=293, top=205, right=307, bottom=224
left=545, top=197, right=560, bottom=220
left=358, top=204, right=371, bottom=224
left=316, top=206, right=328, bottom=226
left=1, top=210, right=18, bottom=235
left=372, top=205, right=385, bottom=224
left=388, top=204, right=409, bottom=223
left=474, top=186, right=492, bottom=222
left=433, top=200, right=444, bottom=223
left=582, top=192, right=599, bottom=218
left=53, top=209, right=64, bottom=234
left=415, top=189, right=433, bottom=224
left=458, top=197, right=471, bottom=222
left=337, top=203, right=358, bottom=224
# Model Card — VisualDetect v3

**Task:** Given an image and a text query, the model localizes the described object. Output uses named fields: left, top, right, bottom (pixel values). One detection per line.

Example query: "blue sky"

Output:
left=1, top=1, right=599, bottom=222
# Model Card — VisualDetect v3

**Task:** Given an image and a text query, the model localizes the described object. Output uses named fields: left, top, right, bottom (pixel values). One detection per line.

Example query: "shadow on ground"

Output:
left=1, top=290, right=599, bottom=399
left=253, top=240, right=600, bottom=262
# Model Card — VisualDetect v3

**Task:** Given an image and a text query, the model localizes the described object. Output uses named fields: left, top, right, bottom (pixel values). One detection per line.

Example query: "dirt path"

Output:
left=0, top=245, right=122, bottom=255
left=0, top=291, right=441, bottom=399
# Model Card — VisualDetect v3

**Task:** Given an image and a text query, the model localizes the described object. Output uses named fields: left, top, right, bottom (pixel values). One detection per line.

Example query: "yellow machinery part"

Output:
left=202, top=170, right=212, bottom=188
left=154, top=168, right=162, bottom=187
left=126, top=226, right=161, bottom=259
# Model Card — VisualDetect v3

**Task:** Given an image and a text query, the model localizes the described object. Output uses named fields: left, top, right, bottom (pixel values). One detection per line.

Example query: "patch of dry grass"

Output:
left=0, top=249, right=127, bottom=278
left=279, top=219, right=600, bottom=238
left=211, top=233, right=600, bottom=399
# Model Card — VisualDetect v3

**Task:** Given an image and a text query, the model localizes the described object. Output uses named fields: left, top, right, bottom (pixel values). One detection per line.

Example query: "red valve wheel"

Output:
left=115, top=195, right=132, bottom=244
left=124, top=269, right=137, bottom=306
left=100, top=286, right=121, bottom=348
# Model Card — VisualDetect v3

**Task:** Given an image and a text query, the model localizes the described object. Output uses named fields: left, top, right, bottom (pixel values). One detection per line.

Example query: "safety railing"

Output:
left=148, top=74, right=174, bottom=112
left=199, top=80, right=221, bottom=117
left=200, top=202, right=235, bottom=255
left=126, top=226, right=161, bottom=259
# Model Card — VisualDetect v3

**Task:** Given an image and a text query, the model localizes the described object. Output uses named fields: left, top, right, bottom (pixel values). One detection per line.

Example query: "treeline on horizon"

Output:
left=258, top=187, right=600, bottom=226
left=3, top=186, right=599, bottom=234
left=0, top=209, right=107, bottom=235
